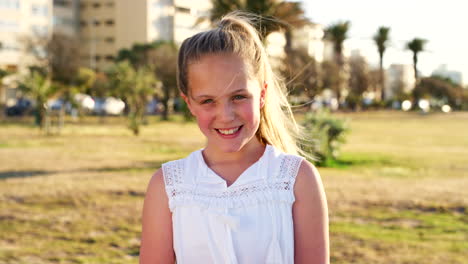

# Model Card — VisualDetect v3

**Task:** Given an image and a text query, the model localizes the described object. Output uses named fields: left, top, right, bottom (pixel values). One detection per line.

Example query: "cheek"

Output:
left=192, top=108, right=213, bottom=130
left=241, top=102, right=261, bottom=126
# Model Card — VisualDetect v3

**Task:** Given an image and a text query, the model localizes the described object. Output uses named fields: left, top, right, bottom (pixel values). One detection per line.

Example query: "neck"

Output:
left=202, top=140, right=266, bottom=167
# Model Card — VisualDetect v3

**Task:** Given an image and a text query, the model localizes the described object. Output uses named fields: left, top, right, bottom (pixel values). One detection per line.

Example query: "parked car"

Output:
left=5, top=98, right=33, bottom=116
left=93, top=97, right=125, bottom=115
left=74, top=93, right=95, bottom=112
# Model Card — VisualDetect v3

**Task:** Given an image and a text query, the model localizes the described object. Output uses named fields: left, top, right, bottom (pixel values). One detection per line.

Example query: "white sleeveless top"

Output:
left=162, top=144, right=304, bottom=264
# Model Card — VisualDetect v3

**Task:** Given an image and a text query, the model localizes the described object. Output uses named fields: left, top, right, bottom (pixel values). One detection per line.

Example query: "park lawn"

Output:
left=0, top=112, right=467, bottom=264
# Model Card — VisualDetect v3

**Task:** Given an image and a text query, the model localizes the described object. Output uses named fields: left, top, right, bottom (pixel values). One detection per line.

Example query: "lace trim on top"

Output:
left=162, top=152, right=304, bottom=210
left=162, top=159, right=184, bottom=187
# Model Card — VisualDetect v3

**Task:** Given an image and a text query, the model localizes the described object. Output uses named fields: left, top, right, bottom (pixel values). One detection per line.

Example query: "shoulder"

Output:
left=140, top=168, right=175, bottom=262
left=294, top=160, right=326, bottom=204
left=292, top=160, right=329, bottom=263
left=147, top=168, right=165, bottom=194
left=142, top=169, right=168, bottom=214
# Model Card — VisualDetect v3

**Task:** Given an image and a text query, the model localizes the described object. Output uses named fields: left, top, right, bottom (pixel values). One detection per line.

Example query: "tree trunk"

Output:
left=379, top=56, right=385, bottom=101
left=161, top=85, right=170, bottom=121
left=284, top=29, right=292, bottom=56
left=413, top=53, right=418, bottom=82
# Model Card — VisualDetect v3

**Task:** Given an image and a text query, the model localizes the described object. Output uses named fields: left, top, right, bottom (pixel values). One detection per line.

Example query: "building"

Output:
left=78, top=0, right=211, bottom=70
left=431, top=64, right=463, bottom=86
left=0, top=0, right=54, bottom=72
left=0, top=0, right=57, bottom=106
left=385, top=64, right=416, bottom=100
left=53, top=0, right=80, bottom=36
left=291, top=23, right=325, bottom=63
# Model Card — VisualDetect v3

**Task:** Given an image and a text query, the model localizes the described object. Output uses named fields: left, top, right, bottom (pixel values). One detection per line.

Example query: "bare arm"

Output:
left=293, top=160, right=329, bottom=264
left=140, top=169, right=175, bottom=264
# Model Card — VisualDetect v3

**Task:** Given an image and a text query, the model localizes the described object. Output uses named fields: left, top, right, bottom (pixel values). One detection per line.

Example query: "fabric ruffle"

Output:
left=166, top=182, right=295, bottom=212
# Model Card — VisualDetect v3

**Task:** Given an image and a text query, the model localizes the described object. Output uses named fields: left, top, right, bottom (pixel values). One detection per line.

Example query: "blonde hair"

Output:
left=177, top=11, right=304, bottom=155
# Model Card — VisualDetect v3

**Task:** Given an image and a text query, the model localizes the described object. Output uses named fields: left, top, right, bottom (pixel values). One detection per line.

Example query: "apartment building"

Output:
left=385, top=64, right=416, bottom=100
left=53, top=0, right=80, bottom=36
left=0, top=0, right=81, bottom=70
left=0, top=0, right=53, bottom=71
left=79, top=0, right=212, bottom=70
left=291, top=23, right=325, bottom=63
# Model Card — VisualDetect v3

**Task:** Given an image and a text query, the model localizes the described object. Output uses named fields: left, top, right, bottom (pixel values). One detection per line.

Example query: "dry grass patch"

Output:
left=1, top=112, right=467, bottom=263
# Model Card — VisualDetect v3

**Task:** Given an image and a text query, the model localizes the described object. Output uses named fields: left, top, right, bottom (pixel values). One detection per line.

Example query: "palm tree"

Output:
left=373, top=26, right=390, bottom=101
left=324, top=21, right=350, bottom=104
left=406, top=38, right=427, bottom=82
left=0, top=68, right=10, bottom=119
left=209, top=0, right=309, bottom=52
left=116, top=41, right=178, bottom=121
left=19, top=71, right=58, bottom=128
left=107, top=61, right=158, bottom=135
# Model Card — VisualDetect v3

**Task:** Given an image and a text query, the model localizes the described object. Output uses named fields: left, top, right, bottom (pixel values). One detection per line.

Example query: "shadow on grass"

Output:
left=0, top=161, right=166, bottom=180
left=0, top=170, right=53, bottom=179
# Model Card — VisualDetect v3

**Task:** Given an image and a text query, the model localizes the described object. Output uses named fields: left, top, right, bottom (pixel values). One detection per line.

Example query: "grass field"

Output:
left=1, top=111, right=467, bottom=263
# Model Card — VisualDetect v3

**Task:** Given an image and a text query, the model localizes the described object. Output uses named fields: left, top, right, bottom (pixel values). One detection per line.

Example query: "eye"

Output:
left=201, top=99, right=213, bottom=104
left=233, top=95, right=246, bottom=100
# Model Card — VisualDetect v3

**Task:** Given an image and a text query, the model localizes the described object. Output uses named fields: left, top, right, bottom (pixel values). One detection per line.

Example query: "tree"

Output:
left=0, top=68, right=11, bottom=119
left=18, top=70, right=58, bottom=128
left=22, top=33, right=83, bottom=122
left=413, top=76, right=463, bottom=109
left=347, top=54, right=370, bottom=110
left=116, top=41, right=178, bottom=120
left=208, top=0, right=309, bottom=53
left=406, top=38, right=427, bottom=82
left=22, top=33, right=81, bottom=84
left=146, top=42, right=178, bottom=120
left=280, top=47, right=321, bottom=100
left=324, top=21, right=350, bottom=104
left=373, top=26, right=390, bottom=101
left=320, top=60, right=340, bottom=97
left=107, top=61, right=159, bottom=135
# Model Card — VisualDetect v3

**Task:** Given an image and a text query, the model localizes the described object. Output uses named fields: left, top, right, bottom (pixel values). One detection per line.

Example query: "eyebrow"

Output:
left=193, top=88, right=248, bottom=100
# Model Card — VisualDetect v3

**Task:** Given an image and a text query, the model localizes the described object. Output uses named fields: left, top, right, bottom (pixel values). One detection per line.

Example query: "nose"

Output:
left=217, top=101, right=235, bottom=122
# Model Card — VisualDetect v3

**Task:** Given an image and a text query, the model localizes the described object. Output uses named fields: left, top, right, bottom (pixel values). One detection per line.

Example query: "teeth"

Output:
left=218, top=127, right=240, bottom=135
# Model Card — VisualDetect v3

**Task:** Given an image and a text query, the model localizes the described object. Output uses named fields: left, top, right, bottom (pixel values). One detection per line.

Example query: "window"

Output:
left=53, top=0, right=69, bottom=7
left=31, top=4, right=48, bottom=16
left=104, top=37, right=114, bottom=43
left=54, top=16, right=75, bottom=27
left=0, top=0, right=20, bottom=10
left=106, top=2, right=114, bottom=7
left=105, top=55, right=114, bottom=61
left=95, top=55, right=101, bottom=61
left=175, top=6, right=190, bottom=14
left=93, top=20, right=101, bottom=26
left=80, top=21, right=87, bottom=27
left=0, top=20, right=20, bottom=32
left=105, top=19, right=114, bottom=26
left=31, top=24, right=49, bottom=36
left=93, top=2, right=101, bottom=8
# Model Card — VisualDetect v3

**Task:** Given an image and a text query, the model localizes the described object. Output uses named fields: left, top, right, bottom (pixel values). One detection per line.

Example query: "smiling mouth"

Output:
left=216, top=126, right=242, bottom=135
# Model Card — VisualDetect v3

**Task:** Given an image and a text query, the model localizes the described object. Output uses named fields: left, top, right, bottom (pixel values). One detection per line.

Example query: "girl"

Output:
left=140, top=12, right=329, bottom=264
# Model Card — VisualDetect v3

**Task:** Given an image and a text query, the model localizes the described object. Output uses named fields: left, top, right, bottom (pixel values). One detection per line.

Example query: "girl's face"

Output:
left=183, top=53, right=266, bottom=154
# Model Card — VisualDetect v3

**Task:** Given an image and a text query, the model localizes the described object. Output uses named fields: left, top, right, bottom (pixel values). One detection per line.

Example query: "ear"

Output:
left=260, top=82, right=268, bottom=108
left=180, top=92, right=195, bottom=116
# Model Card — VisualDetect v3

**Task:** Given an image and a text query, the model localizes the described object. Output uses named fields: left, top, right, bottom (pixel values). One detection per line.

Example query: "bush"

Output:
left=301, top=111, right=349, bottom=166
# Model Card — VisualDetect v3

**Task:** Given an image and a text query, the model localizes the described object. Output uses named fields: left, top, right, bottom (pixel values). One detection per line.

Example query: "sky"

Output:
left=303, top=0, right=468, bottom=85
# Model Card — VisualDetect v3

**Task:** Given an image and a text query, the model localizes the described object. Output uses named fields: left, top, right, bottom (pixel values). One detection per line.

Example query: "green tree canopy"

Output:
left=413, top=76, right=463, bottom=109
left=209, top=0, right=309, bottom=39
left=325, top=21, right=350, bottom=66
left=406, top=38, right=427, bottom=81
left=106, top=61, right=158, bottom=135
left=18, top=70, right=58, bottom=128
